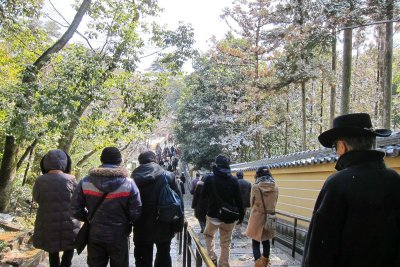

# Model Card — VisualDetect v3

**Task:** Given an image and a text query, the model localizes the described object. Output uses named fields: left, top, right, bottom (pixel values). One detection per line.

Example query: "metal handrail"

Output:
left=274, top=210, right=311, bottom=259
left=180, top=221, right=215, bottom=267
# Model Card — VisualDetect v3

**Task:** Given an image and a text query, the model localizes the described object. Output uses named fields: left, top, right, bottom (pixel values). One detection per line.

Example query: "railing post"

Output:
left=178, top=230, right=183, bottom=255
left=187, top=234, right=192, bottom=267
left=292, top=218, right=298, bottom=258
left=183, top=222, right=188, bottom=267
left=195, top=250, right=202, bottom=267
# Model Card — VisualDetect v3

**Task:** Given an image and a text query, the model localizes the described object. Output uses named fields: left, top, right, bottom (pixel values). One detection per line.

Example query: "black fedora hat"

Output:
left=318, top=113, right=391, bottom=148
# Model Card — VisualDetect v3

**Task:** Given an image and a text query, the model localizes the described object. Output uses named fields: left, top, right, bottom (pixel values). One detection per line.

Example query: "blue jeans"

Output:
left=252, top=239, right=270, bottom=260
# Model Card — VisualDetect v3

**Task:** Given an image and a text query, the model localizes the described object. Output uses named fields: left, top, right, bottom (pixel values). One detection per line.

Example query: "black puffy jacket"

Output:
left=71, top=164, right=142, bottom=244
left=131, top=162, right=184, bottom=244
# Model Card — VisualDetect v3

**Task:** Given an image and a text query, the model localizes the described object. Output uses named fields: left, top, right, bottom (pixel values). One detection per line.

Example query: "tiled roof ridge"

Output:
left=231, top=134, right=400, bottom=171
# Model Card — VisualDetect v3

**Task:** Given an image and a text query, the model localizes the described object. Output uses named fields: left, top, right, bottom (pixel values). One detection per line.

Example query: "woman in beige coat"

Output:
left=245, top=166, right=279, bottom=267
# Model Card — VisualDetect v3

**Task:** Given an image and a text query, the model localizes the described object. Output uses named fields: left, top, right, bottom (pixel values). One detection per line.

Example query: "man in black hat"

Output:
left=302, top=113, right=400, bottom=267
left=201, top=155, right=244, bottom=267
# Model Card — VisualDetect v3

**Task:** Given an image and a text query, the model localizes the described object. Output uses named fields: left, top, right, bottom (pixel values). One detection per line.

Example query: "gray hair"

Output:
left=340, top=136, right=376, bottom=151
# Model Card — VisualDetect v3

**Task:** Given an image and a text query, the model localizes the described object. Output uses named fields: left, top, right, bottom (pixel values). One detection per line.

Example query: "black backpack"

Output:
left=156, top=172, right=183, bottom=223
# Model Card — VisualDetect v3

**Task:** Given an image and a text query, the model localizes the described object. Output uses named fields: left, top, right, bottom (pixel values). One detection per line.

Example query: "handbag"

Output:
left=258, top=187, right=277, bottom=232
left=211, top=177, right=240, bottom=224
left=74, top=192, right=108, bottom=255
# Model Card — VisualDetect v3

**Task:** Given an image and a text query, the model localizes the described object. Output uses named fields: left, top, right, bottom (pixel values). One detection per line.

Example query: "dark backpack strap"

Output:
left=88, top=192, right=108, bottom=223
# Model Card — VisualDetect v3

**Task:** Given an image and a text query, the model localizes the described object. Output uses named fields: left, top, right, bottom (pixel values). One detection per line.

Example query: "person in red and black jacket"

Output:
left=71, top=147, right=142, bottom=267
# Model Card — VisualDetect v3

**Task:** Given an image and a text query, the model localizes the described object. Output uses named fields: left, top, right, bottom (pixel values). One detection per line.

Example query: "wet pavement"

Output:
left=66, top=194, right=301, bottom=267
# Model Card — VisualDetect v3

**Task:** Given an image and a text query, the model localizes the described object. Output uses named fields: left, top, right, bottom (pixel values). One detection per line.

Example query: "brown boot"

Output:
left=257, top=256, right=270, bottom=267
left=254, top=258, right=263, bottom=267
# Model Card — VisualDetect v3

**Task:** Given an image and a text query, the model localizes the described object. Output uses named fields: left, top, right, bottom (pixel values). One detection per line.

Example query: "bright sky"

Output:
left=44, top=0, right=233, bottom=71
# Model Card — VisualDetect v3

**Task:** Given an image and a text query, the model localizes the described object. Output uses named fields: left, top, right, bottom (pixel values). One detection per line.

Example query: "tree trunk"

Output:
left=301, top=82, right=307, bottom=151
left=0, top=0, right=92, bottom=212
left=383, top=0, right=393, bottom=129
left=330, top=28, right=337, bottom=126
left=320, top=81, right=324, bottom=135
left=376, top=25, right=385, bottom=119
left=16, top=138, right=38, bottom=171
left=284, top=92, right=290, bottom=155
left=0, top=136, right=19, bottom=211
left=22, top=146, right=35, bottom=186
left=340, top=28, right=352, bottom=115
left=58, top=102, right=90, bottom=154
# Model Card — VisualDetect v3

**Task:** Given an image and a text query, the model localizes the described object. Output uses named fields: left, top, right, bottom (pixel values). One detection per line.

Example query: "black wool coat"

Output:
left=302, top=150, right=400, bottom=267
left=191, top=181, right=208, bottom=222
left=238, top=178, right=252, bottom=208
left=131, top=162, right=184, bottom=244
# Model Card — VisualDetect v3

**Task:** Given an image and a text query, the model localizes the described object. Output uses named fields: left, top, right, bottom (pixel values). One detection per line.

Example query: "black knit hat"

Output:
left=100, top=147, right=122, bottom=165
left=138, top=151, right=156, bottom=165
left=215, top=154, right=231, bottom=168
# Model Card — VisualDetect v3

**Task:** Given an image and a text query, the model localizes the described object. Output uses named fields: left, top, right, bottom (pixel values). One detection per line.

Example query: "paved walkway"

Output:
left=64, top=194, right=301, bottom=266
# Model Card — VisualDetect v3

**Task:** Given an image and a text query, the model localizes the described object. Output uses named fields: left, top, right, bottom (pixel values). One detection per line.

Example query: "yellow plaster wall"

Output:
left=234, top=156, right=400, bottom=225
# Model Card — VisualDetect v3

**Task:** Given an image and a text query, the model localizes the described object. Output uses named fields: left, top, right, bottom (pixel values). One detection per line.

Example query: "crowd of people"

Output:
left=31, top=113, right=400, bottom=267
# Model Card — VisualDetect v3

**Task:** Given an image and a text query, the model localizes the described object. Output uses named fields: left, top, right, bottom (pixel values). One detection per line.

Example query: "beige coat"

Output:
left=245, top=180, right=279, bottom=242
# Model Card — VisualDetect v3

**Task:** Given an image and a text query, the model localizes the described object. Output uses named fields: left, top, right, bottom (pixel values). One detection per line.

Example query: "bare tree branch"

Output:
left=32, top=0, right=92, bottom=71
left=47, top=0, right=94, bottom=51
left=338, top=18, right=400, bottom=32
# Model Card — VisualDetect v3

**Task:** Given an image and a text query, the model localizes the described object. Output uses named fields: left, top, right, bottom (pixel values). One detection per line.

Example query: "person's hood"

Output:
left=42, top=149, right=68, bottom=172
left=88, top=164, right=129, bottom=193
left=256, top=175, right=277, bottom=192
left=131, top=162, right=164, bottom=187
left=212, top=165, right=232, bottom=178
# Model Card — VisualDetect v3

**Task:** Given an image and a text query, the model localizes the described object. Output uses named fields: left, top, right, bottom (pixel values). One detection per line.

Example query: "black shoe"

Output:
left=212, top=259, right=217, bottom=266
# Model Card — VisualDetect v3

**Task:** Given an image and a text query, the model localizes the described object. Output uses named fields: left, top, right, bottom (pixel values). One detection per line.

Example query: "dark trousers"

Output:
left=134, top=240, right=172, bottom=267
left=49, top=250, right=74, bottom=267
left=198, top=219, right=206, bottom=233
left=87, top=238, right=129, bottom=267
left=252, top=239, right=270, bottom=260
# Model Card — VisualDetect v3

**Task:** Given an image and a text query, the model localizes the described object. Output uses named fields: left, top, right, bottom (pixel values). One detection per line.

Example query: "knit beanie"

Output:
left=100, top=147, right=122, bottom=165
left=138, top=151, right=156, bottom=165
left=215, top=154, right=231, bottom=168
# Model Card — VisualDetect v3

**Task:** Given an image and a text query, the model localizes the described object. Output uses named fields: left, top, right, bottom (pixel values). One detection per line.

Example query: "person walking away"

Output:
left=179, top=172, right=186, bottom=194
left=33, top=150, right=80, bottom=267
left=190, top=173, right=201, bottom=195
left=235, top=170, right=251, bottom=235
left=191, top=176, right=208, bottom=233
left=302, top=113, right=400, bottom=267
left=245, top=167, right=278, bottom=267
left=172, top=156, right=179, bottom=172
left=131, top=151, right=184, bottom=267
left=71, top=147, right=142, bottom=267
left=202, top=155, right=244, bottom=267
